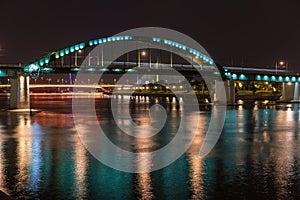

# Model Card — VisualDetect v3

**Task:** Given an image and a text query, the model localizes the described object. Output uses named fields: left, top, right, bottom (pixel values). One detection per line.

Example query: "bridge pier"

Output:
left=10, top=76, right=30, bottom=109
left=293, top=82, right=300, bottom=102
left=281, top=83, right=296, bottom=102
left=214, top=80, right=235, bottom=104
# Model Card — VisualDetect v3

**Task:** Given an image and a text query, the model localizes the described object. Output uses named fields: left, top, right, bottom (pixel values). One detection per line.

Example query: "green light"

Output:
left=292, top=77, right=296, bottom=82
left=89, top=41, right=93, bottom=46
left=75, top=45, right=80, bottom=51
left=55, top=52, right=60, bottom=59
left=278, top=76, right=283, bottom=82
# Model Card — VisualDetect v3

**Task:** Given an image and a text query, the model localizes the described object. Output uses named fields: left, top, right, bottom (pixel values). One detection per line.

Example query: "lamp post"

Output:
left=276, top=60, right=287, bottom=74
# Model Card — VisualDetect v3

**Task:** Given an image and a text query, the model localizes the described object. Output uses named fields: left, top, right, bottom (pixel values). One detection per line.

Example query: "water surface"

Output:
left=0, top=95, right=300, bottom=199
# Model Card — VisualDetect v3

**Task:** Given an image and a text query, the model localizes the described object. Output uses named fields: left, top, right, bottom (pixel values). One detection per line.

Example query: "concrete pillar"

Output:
left=281, top=83, right=294, bottom=101
left=10, top=76, right=30, bottom=109
left=226, top=80, right=235, bottom=104
left=293, top=82, right=299, bottom=101
left=214, top=80, right=228, bottom=104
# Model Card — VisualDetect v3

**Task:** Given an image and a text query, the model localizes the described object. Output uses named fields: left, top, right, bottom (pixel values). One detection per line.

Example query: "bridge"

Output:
left=1, top=35, right=299, bottom=109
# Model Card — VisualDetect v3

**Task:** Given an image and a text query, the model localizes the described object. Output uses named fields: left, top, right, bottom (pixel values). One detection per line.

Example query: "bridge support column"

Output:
left=10, top=76, right=30, bottom=109
left=226, top=80, right=235, bottom=104
left=214, top=80, right=228, bottom=104
left=293, top=82, right=300, bottom=102
left=281, top=83, right=294, bottom=102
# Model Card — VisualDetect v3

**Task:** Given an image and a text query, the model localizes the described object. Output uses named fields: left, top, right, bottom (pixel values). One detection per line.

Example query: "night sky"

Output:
left=1, top=0, right=300, bottom=70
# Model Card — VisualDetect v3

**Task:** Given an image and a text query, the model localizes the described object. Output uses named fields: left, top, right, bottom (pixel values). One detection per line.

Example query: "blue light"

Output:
left=79, top=43, right=85, bottom=49
left=60, top=50, right=64, bottom=57
left=89, top=41, right=93, bottom=46
left=87, top=68, right=96, bottom=72
left=271, top=76, right=276, bottom=81
left=263, top=75, right=269, bottom=81
left=71, top=68, right=80, bottom=72
left=285, top=76, right=290, bottom=82
left=278, top=76, right=283, bottom=82
left=39, top=59, right=44, bottom=66
left=256, top=75, right=262, bottom=81
left=239, top=74, right=247, bottom=80
left=75, top=45, right=80, bottom=51
left=64, top=48, right=70, bottom=54
left=232, top=74, right=237, bottom=80
left=292, top=77, right=296, bottom=82
left=93, top=40, right=98, bottom=45
left=0, top=70, right=6, bottom=77
left=100, top=68, right=109, bottom=72
left=42, top=67, right=54, bottom=72
left=98, top=39, right=103, bottom=43
left=70, top=46, right=75, bottom=52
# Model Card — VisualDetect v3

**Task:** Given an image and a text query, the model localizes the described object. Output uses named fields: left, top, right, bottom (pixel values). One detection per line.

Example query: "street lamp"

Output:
left=276, top=60, right=287, bottom=74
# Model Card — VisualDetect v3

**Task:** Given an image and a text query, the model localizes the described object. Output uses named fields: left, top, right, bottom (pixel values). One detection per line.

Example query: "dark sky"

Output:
left=1, top=0, right=300, bottom=69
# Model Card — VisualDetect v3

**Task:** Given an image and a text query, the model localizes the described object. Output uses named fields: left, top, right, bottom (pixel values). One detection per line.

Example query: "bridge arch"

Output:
left=24, top=35, right=220, bottom=74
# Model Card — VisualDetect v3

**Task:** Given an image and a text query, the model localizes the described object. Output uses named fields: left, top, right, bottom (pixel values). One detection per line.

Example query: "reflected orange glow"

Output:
left=74, top=137, right=88, bottom=199
left=32, top=112, right=74, bottom=127
left=187, top=112, right=205, bottom=199
left=16, top=115, right=32, bottom=189
left=135, top=127, right=154, bottom=199
left=0, top=137, right=4, bottom=192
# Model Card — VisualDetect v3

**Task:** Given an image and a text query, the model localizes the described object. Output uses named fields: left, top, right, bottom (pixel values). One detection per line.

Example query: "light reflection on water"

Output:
left=0, top=95, right=300, bottom=199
